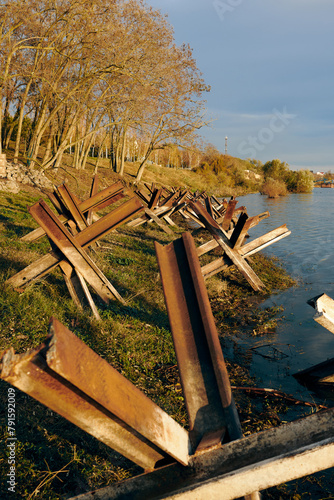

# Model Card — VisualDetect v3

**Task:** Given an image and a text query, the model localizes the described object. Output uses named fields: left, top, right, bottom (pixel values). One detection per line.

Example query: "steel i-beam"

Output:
left=0, top=318, right=190, bottom=470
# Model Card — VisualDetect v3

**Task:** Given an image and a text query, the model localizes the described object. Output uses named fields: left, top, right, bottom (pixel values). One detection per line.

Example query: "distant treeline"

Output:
left=194, top=148, right=315, bottom=196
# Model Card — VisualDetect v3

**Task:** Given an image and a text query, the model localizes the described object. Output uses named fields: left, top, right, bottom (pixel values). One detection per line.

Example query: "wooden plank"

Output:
left=201, top=257, right=229, bottom=279
left=60, top=260, right=85, bottom=309
left=197, top=239, right=220, bottom=257
left=144, top=208, right=173, bottom=234
left=60, top=261, right=101, bottom=320
left=181, top=207, right=205, bottom=228
left=200, top=225, right=291, bottom=279
left=6, top=251, right=62, bottom=289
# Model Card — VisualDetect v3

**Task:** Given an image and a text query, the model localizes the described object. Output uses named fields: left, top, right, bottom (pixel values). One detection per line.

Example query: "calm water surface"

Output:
left=227, top=188, right=334, bottom=402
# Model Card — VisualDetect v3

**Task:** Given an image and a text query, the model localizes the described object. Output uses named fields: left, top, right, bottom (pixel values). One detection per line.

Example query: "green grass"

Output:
left=0, top=182, right=331, bottom=499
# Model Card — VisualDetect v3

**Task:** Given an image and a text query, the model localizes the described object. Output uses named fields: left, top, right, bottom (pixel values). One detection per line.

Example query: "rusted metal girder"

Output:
left=148, top=188, right=162, bottom=209
left=197, top=211, right=271, bottom=258
left=6, top=196, right=144, bottom=291
left=56, top=182, right=89, bottom=232
left=189, top=201, right=265, bottom=291
left=86, top=174, right=99, bottom=225
left=27, top=199, right=124, bottom=303
left=195, top=212, right=290, bottom=281
left=220, top=198, right=238, bottom=230
left=201, top=224, right=291, bottom=280
left=67, top=408, right=334, bottom=500
left=0, top=318, right=190, bottom=470
left=127, top=206, right=174, bottom=234
left=155, top=232, right=242, bottom=449
left=21, top=181, right=127, bottom=243
left=60, top=261, right=102, bottom=320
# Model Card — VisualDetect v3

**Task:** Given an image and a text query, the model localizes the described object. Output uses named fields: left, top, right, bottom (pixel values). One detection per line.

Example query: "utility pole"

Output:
left=225, top=136, right=228, bottom=155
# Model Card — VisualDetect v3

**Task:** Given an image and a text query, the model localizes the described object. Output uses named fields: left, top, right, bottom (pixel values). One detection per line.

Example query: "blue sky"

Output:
left=147, top=0, right=334, bottom=171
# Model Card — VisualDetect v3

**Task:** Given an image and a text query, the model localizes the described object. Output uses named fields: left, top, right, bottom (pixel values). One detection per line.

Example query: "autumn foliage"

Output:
left=0, top=0, right=209, bottom=181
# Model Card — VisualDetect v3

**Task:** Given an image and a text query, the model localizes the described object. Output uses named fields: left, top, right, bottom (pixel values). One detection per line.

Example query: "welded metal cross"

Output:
left=190, top=200, right=291, bottom=291
left=1, top=232, right=333, bottom=500
left=6, top=182, right=144, bottom=315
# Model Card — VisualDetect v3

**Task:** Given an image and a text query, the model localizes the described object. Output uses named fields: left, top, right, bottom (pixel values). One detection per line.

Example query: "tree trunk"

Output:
left=135, top=145, right=154, bottom=183
left=42, top=123, right=55, bottom=164
left=119, top=128, right=127, bottom=177
left=14, top=79, right=33, bottom=164
left=27, top=100, right=48, bottom=169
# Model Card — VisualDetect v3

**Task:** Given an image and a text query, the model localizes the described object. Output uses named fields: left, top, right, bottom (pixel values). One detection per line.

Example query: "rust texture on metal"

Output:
left=67, top=408, right=334, bottom=500
left=0, top=318, right=190, bottom=469
left=86, top=175, right=99, bottom=225
left=189, top=201, right=265, bottom=291
left=7, top=196, right=144, bottom=291
left=28, top=199, right=124, bottom=303
left=56, top=183, right=89, bottom=232
left=155, top=232, right=242, bottom=448
left=221, top=198, right=239, bottom=230
left=20, top=181, right=127, bottom=243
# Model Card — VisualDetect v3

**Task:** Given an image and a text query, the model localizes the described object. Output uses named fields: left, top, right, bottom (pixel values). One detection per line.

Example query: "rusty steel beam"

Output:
left=200, top=224, right=291, bottom=280
left=221, top=198, right=238, bottom=231
left=21, top=181, right=127, bottom=243
left=68, top=408, right=334, bottom=500
left=7, top=196, right=144, bottom=290
left=48, top=191, right=68, bottom=216
left=238, top=224, right=291, bottom=257
left=197, top=211, right=271, bottom=257
left=56, top=183, right=89, bottom=232
left=0, top=318, right=190, bottom=470
left=148, top=188, right=162, bottom=209
left=155, top=232, right=242, bottom=450
left=205, top=197, right=214, bottom=219
left=28, top=199, right=124, bottom=303
left=86, top=175, right=99, bottom=225
left=60, top=261, right=101, bottom=320
left=189, top=201, right=265, bottom=291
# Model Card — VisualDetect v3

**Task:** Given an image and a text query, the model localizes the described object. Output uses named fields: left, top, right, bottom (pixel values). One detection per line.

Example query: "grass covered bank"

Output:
left=0, top=177, right=332, bottom=499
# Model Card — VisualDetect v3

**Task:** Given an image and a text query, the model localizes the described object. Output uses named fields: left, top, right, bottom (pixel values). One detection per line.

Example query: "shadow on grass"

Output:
left=0, top=214, right=34, bottom=238
left=0, top=382, right=141, bottom=499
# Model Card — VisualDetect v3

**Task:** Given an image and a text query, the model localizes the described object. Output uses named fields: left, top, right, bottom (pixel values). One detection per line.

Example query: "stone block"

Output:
left=0, top=154, right=7, bottom=177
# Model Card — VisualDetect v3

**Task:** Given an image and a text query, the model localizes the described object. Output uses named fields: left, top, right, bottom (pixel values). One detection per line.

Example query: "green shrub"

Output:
left=261, top=177, right=287, bottom=198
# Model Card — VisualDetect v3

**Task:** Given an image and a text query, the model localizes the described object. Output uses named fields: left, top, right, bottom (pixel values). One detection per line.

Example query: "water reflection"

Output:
left=230, top=189, right=334, bottom=402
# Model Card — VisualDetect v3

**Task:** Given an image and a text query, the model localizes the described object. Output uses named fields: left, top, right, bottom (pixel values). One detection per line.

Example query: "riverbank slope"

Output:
left=0, top=170, right=331, bottom=499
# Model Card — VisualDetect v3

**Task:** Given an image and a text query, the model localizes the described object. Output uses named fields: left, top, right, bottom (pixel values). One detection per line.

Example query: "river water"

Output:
left=226, top=188, right=334, bottom=403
